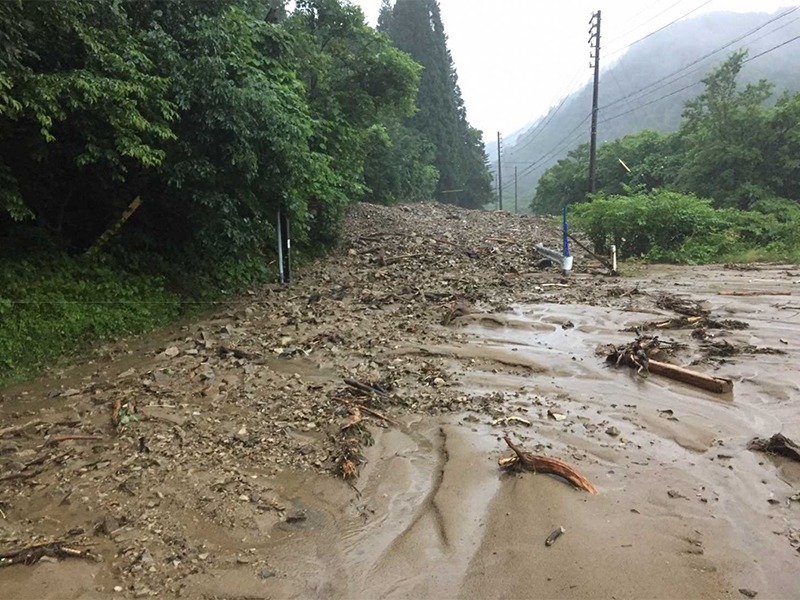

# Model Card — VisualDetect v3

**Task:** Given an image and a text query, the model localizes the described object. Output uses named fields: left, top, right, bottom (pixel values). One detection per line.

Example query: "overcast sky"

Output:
left=350, top=0, right=793, bottom=138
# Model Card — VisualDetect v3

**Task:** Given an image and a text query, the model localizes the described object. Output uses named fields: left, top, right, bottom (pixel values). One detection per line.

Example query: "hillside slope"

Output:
left=498, top=9, right=800, bottom=208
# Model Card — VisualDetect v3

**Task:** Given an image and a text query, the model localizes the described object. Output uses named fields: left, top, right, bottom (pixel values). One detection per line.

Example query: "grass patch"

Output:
left=0, top=254, right=183, bottom=387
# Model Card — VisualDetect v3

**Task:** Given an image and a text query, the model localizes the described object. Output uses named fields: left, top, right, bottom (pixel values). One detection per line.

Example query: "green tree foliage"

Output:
left=0, top=0, right=448, bottom=384
left=573, top=189, right=800, bottom=264
left=533, top=52, right=800, bottom=215
left=506, top=11, right=800, bottom=202
left=378, top=0, right=492, bottom=208
left=533, top=130, right=677, bottom=213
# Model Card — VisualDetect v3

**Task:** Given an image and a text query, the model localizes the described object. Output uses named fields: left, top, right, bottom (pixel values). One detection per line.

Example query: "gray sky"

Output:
left=350, top=0, right=793, bottom=138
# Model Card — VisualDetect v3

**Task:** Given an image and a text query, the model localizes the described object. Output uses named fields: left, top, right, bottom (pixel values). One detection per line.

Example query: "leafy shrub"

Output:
left=573, top=189, right=800, bottom=264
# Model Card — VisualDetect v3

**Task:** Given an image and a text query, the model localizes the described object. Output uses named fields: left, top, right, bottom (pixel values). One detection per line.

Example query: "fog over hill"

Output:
left=491, top=9, right=800, bottom=209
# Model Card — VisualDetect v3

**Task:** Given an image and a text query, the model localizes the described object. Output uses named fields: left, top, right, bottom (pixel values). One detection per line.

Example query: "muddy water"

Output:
left=3, top=266, right=799, bottom=599
left=185, top=276, right=799, bottom=599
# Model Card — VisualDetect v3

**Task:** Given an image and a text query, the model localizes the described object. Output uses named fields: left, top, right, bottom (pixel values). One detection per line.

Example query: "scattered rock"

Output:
left=739, top=589, right=758, bottom=598
left=606, top=426, right=620, bottom=437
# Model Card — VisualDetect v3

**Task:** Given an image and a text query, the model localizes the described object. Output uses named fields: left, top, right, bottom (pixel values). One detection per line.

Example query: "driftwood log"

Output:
left=646, top=359, right=733, bottom=394
left=500, top=435, right=598, bottom=494
left=609, top=338, right=733, bottom=394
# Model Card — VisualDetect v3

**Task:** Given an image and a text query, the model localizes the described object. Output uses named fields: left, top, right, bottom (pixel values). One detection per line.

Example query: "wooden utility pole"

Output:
left=589, top=10, right=601, bottom=194
left=496, top=131, right=503, bottom=210
left=514, top=166, right=518, bottom=214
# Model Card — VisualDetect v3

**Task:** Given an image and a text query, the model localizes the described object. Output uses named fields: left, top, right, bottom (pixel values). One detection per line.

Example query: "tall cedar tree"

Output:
left=378, top=0, right=492, bottom=208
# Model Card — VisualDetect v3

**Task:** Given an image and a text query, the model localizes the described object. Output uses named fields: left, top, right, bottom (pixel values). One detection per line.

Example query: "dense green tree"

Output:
left=378, top=0, right=492, bottom=208
left=533, top=52, right=800, bottom=214
left=674, top=50, right=774, bottom=208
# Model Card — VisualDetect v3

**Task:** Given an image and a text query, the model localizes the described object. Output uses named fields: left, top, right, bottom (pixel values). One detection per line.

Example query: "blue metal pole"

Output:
left=563, top=206, right=570, bottom=258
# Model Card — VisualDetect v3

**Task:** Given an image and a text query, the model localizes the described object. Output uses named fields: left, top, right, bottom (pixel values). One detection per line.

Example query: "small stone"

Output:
left=114, top=586, right=124, bottom=592
left=739, top=589, right=758, bottom=598
left=237, top=426, right=248, bottom=437
left=606, top=426, right=620, bottom=437
left=239, top=494, right=250, bottom=502
left=62, top=388, right=81, bottom=397
left=259, top=569, right=276, bottom=579
left=164, top=346, right=180, bottom=358
left=198, top=553, right=209, bottom=561
left=433, top=377, right=445, bottom=386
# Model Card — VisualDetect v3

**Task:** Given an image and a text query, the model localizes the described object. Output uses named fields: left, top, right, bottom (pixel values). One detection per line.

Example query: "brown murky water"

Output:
left=2, top=265, right=800, bottom=599
left=187, top=277, right=800, bottom=599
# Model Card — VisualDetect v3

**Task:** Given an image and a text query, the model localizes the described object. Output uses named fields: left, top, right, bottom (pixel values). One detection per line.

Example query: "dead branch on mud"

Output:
left=344, top=379, right=388, bottom=397
left=607, top=337, right=733, bottom=394
left=718, top=290, right=791, bottom=297
left=500, top=435, right=598, bottom=494
left=0, top=420, right=45, bottom=438
left=0, top=542, right=98, bottom=567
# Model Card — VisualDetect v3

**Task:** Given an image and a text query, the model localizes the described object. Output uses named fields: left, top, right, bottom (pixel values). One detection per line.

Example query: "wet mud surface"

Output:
left=1, top=205, right=799, bottom=599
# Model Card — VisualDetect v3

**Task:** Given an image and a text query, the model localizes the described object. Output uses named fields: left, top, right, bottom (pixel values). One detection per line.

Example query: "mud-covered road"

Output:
left=1, top=204, right=799, bottom=599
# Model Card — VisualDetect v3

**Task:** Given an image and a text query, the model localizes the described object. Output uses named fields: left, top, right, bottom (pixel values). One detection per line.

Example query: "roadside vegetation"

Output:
left=534, top=51, right=800, bottom=264
left=0, top=0, right=491, bottom=386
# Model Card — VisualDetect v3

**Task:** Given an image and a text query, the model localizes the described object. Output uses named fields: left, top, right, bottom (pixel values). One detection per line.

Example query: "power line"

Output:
left=616, top=0, right=673, bottom=29
left=506, top=65, right=587, bottom=155
left=600, top=31, right=800, bottom=124
left=603, top=0, right=686, bottom=48
left=744, top=32, right=800, bottom=62
left=501, top=114, right=592, bottom=191
left=600, top=6, right=799, bottom=112
left=605, top=0, right=717, bottom=58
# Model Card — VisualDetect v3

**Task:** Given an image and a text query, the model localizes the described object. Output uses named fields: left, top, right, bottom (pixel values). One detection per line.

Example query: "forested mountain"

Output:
left=498, top=9, right=800, bottom=208
left=378, top=0, right=492, bottom=208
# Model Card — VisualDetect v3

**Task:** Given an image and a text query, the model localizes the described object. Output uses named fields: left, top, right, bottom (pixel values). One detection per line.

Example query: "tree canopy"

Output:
left=378, top=0, right=492, bottom=208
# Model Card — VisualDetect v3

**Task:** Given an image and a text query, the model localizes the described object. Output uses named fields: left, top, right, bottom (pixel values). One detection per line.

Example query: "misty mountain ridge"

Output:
left=494, top=9, right=800, bottom=206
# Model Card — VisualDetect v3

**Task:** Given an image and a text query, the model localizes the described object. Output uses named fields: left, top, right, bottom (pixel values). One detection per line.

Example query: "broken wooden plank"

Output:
left=609, top=340, right=733, bottom=394
left=500, top=435, right=598, bottom=494
left=718, top=291, right=791, bottom=297
left=646, top=359, right=733, bottom=394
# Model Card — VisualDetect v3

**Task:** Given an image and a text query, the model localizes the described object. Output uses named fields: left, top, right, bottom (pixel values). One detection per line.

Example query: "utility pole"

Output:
left=514, top=166, right=518, bottom=214
left=589, top=10, right=601, bottom=194
left=496, top=131, right=503, bottom=210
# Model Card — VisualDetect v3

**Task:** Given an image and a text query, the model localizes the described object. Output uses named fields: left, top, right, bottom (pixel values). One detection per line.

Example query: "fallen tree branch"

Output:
left=646, top=359, right=733, bottom=394
left=355, top=404, right=400, bottom=427
left=379, top=253, right=424, bottom=267
left=500, top=435, right=598, bottom=494
left=0, top=420, right=45, bottom=438
left=565, top=232, right=617, bottom=274
left=718, top=290, right=791, bottom=297
left=608, top=338, right=733, bottom=394
left=0, top=542, right=97, bottom=567
left=344, top=379, right=388, bottom=397
left=336, top=399, right=400, bottom=427
left=0, top=469, right=45, bottom=484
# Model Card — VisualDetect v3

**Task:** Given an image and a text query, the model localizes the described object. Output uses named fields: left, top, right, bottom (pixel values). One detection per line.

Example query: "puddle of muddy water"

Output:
left=179, top=300, right=800, bottom=600
left=4, top=273, right=800, bottom=600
